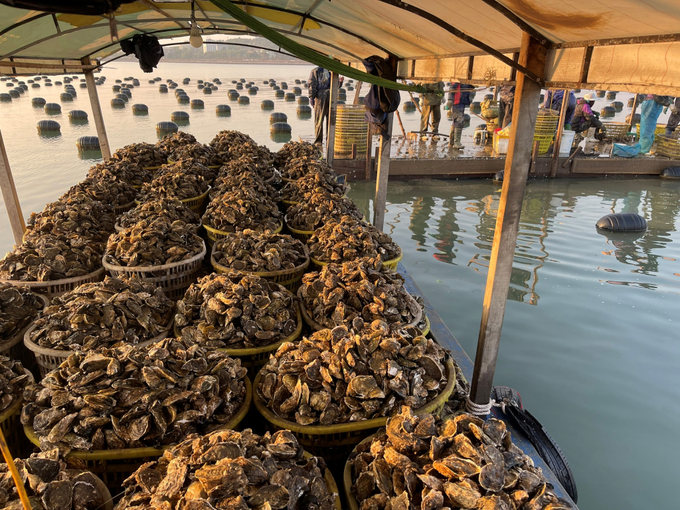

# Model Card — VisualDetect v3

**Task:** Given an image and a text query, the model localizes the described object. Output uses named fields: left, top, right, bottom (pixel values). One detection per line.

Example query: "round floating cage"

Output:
left=596, top=90, right=606, bottom=98
left=31, top=83, right=40, bottom=88
left=606, top=91, right=617, bottom=100
left=216, top=104, right=231, bottom=115
left=190, top=99, right=204, bottom=109
left=297, top=105, right=312, bottom=117
left=37, top=120, right=60, bottom=133
left=334, top=104, right=368, bottom=157
left=203, top=87, right=212, bottom=94
left=115, top=93, right=128, bottom=102
left=247, top=87, right=258, bottom=95
left=269, top=112, right=287, bottom=124
left=156, top=121, right=178, bottom=135
left=0, top=93, right=11, bottom=102
left=228, top=91, right=239, bottom=100
left=31, top=97, right=45, bottom=106
left=470, top=101, right=481, bottom=114
left=600, top=106, right=616, bottom=118
left=293, top=87, right=302, bottom=95
left=270, top=122, right=291, bottom=134
left=132, top=104, right=148, bottom=114
left=297, top=96, right=309, bottom=105
left=170, top=111, right=189, bottom=122
left=237, top=96, right=250, bottom=105
left=68, top=110, right=88, bottom=121
left=177, top=95, right=190, bottom=103
left=59, top=92, right=73, bottom=102
left=76, top=136, right=100, bottom=151
left=110, top=98, right=125, bottom=108
left=611, top=101, right=624, bottom=112
left=402, top=100, right=416, bottom=112
left=285, top=93, right=296, bottom=101
left=280, top=82, right=288, bottom=89
left=261, top=100, right=274, bottom=110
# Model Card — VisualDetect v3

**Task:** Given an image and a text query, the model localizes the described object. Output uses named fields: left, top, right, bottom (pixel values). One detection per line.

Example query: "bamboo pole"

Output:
left=0, top=130, right=25, bottom=245
left=326, top=71, right=339, bottom=165
left=0, top=428, right=30, bottom=510
left=364, top=123, right=374, bottom=180
left=550, top=89, right=570, bottom=178
left=373, top=114, right=394, bottom=231
left=628, top=93, right=640, bottom=134
left=353, top=82, right=363, bottom=105
left=394, top=110, right=407, bottom=138
left=82, top=56, right=111, bottom=160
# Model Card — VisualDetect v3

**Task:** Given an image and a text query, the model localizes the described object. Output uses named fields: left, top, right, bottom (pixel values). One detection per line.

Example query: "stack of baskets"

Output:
left=534, top=108, right=560, bottom=155
left=334, top=105, right=368, bottom=157
left=655, top=134, right=680, bottom=158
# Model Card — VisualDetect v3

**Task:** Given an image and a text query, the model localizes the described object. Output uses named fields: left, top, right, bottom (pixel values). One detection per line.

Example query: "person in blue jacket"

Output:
left=448, top=82, right=474, bottom=149
left=543, top=90, right=576, bottom=129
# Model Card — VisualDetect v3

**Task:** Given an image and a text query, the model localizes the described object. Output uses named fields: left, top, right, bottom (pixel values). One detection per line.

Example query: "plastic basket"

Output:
left=600, top=121, right=630, bottom=140
left=102, top=242, right=206, bottom=298
left=203, top=220, right=283, bottom=248
left=534, top=135, right=552, bottom=155
left=534, top=109, right=560, bottom=135
left=0, top=370, right=35, bottom=459
left=310, top=251, right=402, bottom=273
left=24, top=322, right=172, bottom=378
left=211, top=244, right=310, bottom=293
left=298, top=286, right=422, bottom=332
left=0, top=267, right=105, bottom=298
left=0, top=294, right=49, bottom=374
left=655, top=135, right=680, bottom=158
left=636, top=123, right=667, bottom=137
left=179, top=187, right=210, bottom=214
left=113, top=201, right=135, bottom=215
left=253, top=359, right=456, bottom=462
left=284, top=215, right=314, bottom=242
left=24, top=377, right=251, bottom=492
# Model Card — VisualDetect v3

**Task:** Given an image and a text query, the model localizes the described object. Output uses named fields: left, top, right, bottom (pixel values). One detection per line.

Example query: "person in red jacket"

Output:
left=448, top=82, right=474, bottom=149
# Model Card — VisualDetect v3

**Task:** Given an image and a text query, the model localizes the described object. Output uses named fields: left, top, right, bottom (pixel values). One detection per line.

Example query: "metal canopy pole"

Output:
left=326, top=71, right=339, bottom=165
left=0, top=130, right=26, bottom=245
left=468, top=33, right=547, bottom=413
left=373, top=113, right=394, bottom=231
left=82, top=56, right=111, bottom=160
left=550, top=89, right=570, bottom=178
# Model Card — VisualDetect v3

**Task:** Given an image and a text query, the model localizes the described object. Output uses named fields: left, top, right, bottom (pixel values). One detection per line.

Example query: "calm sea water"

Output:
left=349, top=178, right=680, bottom=510
left=1, top=61, right=677, bottom=509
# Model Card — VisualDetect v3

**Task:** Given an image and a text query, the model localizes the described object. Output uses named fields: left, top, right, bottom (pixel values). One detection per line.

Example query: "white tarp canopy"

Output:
left=1, top=0, right=680, bottom=91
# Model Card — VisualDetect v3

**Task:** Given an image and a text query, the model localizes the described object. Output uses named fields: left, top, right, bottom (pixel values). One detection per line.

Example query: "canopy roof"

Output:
left=1, top=0, right=680, bottom=93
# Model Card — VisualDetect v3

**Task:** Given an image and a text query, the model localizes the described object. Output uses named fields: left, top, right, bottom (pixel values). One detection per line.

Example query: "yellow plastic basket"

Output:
left=284, top=215, right=314, bottom=242
left=303, top=450, right=342, bottom=510
left=0, top=267, right=105, bottom=299
left=655, top=134, right=680, bottom=158
left=420, top=314, right=431, bottom=336
left=534, top=135, right=552, bottom=155
left=0, top=370, right=35, bottom=459
left=24, top=377, right=252, bottom=492
left=179, top=187, right=210, bottom=214
left=210, top=244, right=309, bottom=293
left=203, top=221, right=283, bottom=248
left=252, top=358, right=455, bottom=460
left=636, top=123, right=667, bottom=137
left=113, top=200, right=135, bottom=215
left=0, top=294, right=48, bottom=374
left=24, top=322, right=172, bottom=378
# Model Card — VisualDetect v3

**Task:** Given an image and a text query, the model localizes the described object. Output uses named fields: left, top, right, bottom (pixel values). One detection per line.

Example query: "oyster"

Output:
left=308, top=216, right=401, bottom=264
left=176, top=273, right=298, bottom=349
left=0, top=356, right=31, bottom=412
left=212, top=231, right=307, bottom=272
left=274, top=141, right=322, bottom=169
left=0, top=452, right=109, bottom=510
left=349, top=407, right=568, bottom=510
left=157, top=131, right=198, bottom=153
left=0, top=234, right=102, bottom=281
left=140, top=169, right=209, bottom=201
left=210, top=158, right=277, bottom=200
left=256, top=321, right=449, bottom=425
left=61, top=176, right=137, bottom=208
left=285, top=190, right=363, bottom=231
left=112, top=142, right=167, bottom=170
left=299, top=258, right=419, bottom=329
left=279, top=171, right=345, bottom=203
left=0, top=284, right=46, bottom=340
left=209, top=130, right=256, bottom=155
left=21, top=337, right=247, bottom=451
left=202, top=187, right=280, bottom=234
left=165, top=142, right=222, bottom=168
left=104, top=217, right=204, bottom=266
left=117, top=198, right=200, bottom=230
left=114, top=428, right=336, bottom=510
left=209, top=131, right=275, bottom=178
left=280, top=156, right=334, bottom=181
left=28, top=276, right=174, bottom=350
left=88, top=160, right=155, bottom=187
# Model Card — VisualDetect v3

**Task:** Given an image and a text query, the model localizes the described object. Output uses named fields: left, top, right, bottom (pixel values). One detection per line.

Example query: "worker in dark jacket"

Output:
left=665, top=97, right=680, bottom=136
left=543, top=90, right=576, bottom=128
left=448, top=82, right=474, bottom=149
left=497, top=84, right=515, bottom=129
left=572, top=93, right=604, bottom=135
left=419, top=81, right=444, bottom=137
left=308, top=66, right=331, bottom=145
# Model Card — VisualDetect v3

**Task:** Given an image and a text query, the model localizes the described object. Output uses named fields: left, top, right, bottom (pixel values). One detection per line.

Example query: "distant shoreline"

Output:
left=116, top=58, right=309, bottom=65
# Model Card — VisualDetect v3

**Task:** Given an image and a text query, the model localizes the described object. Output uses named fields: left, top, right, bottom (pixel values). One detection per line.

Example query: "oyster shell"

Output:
left=22, top=337, right=247, bottom=451
left=285, top=190, right=362, bottom=231
left=140, top=168, right=209, bottom=201
left=112, top=141, right=166, bottom=170
left=0, top=355, right=31, bottom=412
left=0, top=284, right=46, bottom=340
left=202, top=187, right=280, bottom=234
left=274, top=141, right=322, bottom=169
left=62, top=176, right=137, bottom=208
left=88, top=159, right=155, bottom=187
left=157, top=131, right=198, bottom=153
left=165, top=142, right=221, bottom=168
left=280, top=156, right=333, bottom=181
left=212, top=231, right=306, bottom=272
left=117, top=198, right=200, bottom=230
left=279, top=171, right=346, bottom=203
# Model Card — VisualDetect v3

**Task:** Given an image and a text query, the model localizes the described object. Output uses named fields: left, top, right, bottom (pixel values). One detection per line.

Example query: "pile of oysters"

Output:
left=280, top=171, right=346, bottom=203
left=112, top=142, right=167, bottom=169
left=117, top=198, right=200, bottom=231
left=212, top=231, right=307, bottom=273
left=88, top=160, right=154, bottom=188
left=165, top=142, right=221, bottom=168
left=0, top=355, right=31, bottom=412
left=0, top=284, right=45, bottom=340
left=140, top=171, right=209, bottom=202
left=348, top=407, right=573, bottom=510
left=203, top=187, right=280, bottom=234
left=28, top=277, right=174, bottom=351
left=154, top=158, right=218, bottom=185
left=176, top=273, right=298, bottom=349
left=257, top=321, right=449, bottom=425
left=21, top=337, right=247, bottom=452
left=275, top=140, right=322, bottom=168
left=285, top=191, right=363, bottom=231
left=62, top=176, right=137, bottom=208
left=114, top=428, right=337, bottom=510
left=281, top=157, right=334, bottom=181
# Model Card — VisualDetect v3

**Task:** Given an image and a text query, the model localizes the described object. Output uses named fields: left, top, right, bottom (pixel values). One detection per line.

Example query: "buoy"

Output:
left=236, top=83, right=243, bottom=90
left=627, top=97, right=635, bottom=107
left=171, top=111, right=189, bottom=122
left=80, top=83, right=87, bottom=88
left=248, top=87, right=258, bottom=95
left=285, top=93, right=295, bottom=101
left=76, top=136, right=100, bottom=151
left=228, top=91, right=239, bottom=100
left=132, top=104, right=148, bottom=114
left=297, top=105, right=312, bottom=117
left=470, top=102, right=481, bottom=114
left=156, top=121, right=178, bottom=135
left=275, top=90, right=285, bottom=98
left=32, top=83, right=40, bottom=88
left=115, top=93, right=129, bottom=103
left=596, top=213, right=646, bottom=232
left=240, top=78, right=246, bottom=83
left=272, top=85, right=280, bottom=90
left=216, top=104, right=231, bottom=116
left=60, top=92, right=73, bottom=102
left=37, top=120, right=60, bottom=133
left=270, top=112, right=287, bottom=124
left=31, top=97, right=46, bottom=107
left=203, top=88, right=212, bottom=94
left=280, top=82, right=288, bottom=90
left=178, top=95, right=190, bottom=103
left=464, top=113, right=471, bottom=128
left=297, top=96, right=309, bottom=105
left=197, top=84, right=205, bottom=90
left=8, top=90, right=19, bottom=98
left=121, top=89, right=132, bottom=97
left=270, top=122, right=292, bottom=133
left=403, top=101, right=416, bottom=112
left=68, top=110, right=88, bottom=121
left=175, top=89, right=185, bottom=96
left=237, top=96, right=250, bottom=105
left=600, top=106, right=615, bottom=118
left=191, top=99, right=204, bottom=109
left=626, top=113, right=641, bottom=125
left=115, top=79, right=122, bottom=83
left=611, top=101, right=623, bottom=112
left=44, top=103, right=61, bottom=113
left=261, top=100, right=275, bottom=110
left=0, top=93, right=12, bottom=102
left=660, top=166, right=680, bottom=179
left=183, top=78, right=190, bottom=84
left=596, top=90, right=606, bottom=98
left=291, top=87, right=301, bottom=96
left=347, top=86, right=354, bottom=91
left=294, top=79, right=301, bottom=84
left=159, top=86, right=168, bottom=93
left=606, top=91, right=617, bottom=100
left=110, top=98, right=125, bottom=108
left=149, top=80, right=155, bottom=84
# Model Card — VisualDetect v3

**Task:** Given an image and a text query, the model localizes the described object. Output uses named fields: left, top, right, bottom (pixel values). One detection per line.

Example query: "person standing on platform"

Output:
left=665, top=97, right=680, bottom=136
left=543, top=89, right=576, bottom=129
left=448, top=81, right=474, bottom=149
left=308, top=66, right=331, bottom=145
left=498, top=84, right=515, bottom=129
left=640, top=94, right=671, bottom=153
left=419, top=81, right=444, bottom=139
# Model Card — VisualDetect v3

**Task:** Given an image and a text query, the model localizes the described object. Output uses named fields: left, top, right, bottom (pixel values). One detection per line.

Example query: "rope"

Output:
left=208, top=0, right=424, bottom=93
left=465, top=395, right=494, bottom=416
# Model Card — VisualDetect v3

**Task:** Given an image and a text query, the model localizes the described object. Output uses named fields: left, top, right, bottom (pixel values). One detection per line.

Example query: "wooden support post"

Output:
left=550, top=89, right=570, bottom=178
left=326, top=71, right=339, bottom=165
left=82, top=56, right=111, bottom=160
left=629, top=93, right=640, bottom=134
left=468, top=33, right=547, bottom=412
left=373, top=114, right=394, bottom=231
left=0, top=130, right=25, bottom=245
left=353, top=81, right=363, bottom=105
left=395, top=110, right=407, bottom=138
left=364, top=123, right=374, bottom=180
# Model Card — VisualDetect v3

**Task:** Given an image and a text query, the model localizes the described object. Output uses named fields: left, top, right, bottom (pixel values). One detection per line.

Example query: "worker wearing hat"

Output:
left=572, top=93, right=604, bottom=135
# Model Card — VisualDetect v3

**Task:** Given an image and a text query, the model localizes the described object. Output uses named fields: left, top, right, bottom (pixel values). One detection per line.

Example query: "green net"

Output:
left=208, top=0, right=423, bottom=92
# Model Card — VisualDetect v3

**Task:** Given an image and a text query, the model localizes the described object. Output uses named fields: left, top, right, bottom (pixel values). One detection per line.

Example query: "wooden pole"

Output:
left=364, top=123, right=374, bottom=180
left=353, top=82, right=363, bottom=105
left=0, top=428, right=30, bottom=510
left=326, top=71, right=339, bottom=166
left=468, top=32, right=547, bottom=412
left=82, top=56, right=111, bottom=160
left=550, top=89, right=570, bottom=178
left=0, top=130, right=25, bottom=245
left=394, top=110, right=407, bottom=138
left=373, top=113, right=394, bottom=231
left=628, top=93, right=640, bottom=134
